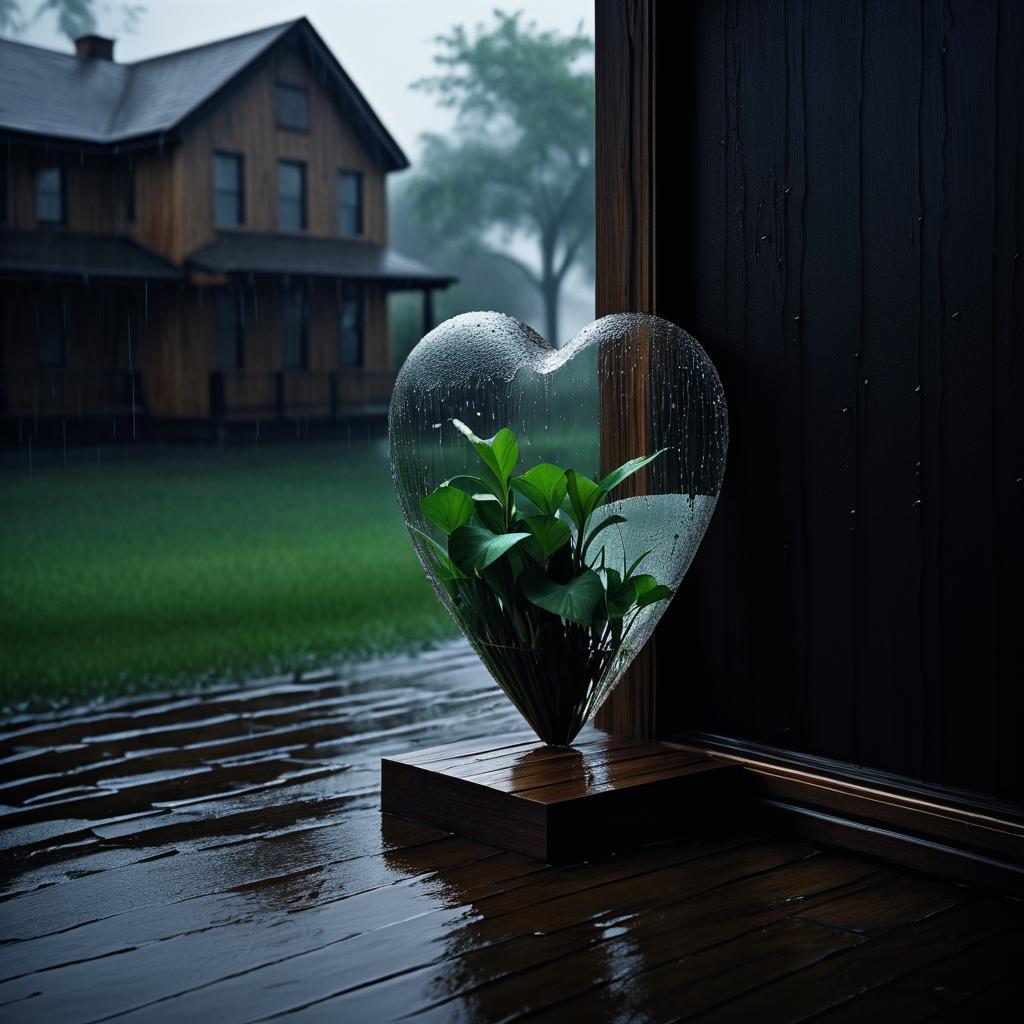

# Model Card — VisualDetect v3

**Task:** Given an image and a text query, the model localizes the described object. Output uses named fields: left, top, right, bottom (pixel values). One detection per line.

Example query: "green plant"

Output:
left=415, top=420, right=672, bottom=744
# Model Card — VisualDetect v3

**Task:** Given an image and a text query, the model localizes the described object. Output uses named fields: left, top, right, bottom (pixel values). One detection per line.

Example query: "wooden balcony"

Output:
left=0, top=369, right=143, bottom=419
left=209, top=369, right=395, bottom=420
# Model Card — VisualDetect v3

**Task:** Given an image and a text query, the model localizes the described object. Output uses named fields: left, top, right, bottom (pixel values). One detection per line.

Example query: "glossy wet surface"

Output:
left=2, top=641, right=1022, bottom=1022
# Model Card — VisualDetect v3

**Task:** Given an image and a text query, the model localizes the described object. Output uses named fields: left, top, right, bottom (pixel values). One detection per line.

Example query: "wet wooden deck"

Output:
left=2, top=641, right=1022, bottom=1022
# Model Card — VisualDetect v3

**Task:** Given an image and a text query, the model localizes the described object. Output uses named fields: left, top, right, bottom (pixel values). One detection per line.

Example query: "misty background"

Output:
left=7, top=0, right=596, bottom=350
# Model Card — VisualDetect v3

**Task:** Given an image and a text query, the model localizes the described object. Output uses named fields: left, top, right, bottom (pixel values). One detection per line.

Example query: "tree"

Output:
left=389, top=181, right=541, bottom=366
left=408, top=10, right=594, bottom=345
left=0, top=1, right=143, bottom=41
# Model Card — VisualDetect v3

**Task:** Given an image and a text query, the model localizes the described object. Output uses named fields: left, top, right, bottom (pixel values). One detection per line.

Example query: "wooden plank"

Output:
left=3, top=643, right=1024, bottom=1021
left=382, top=736, right=742, bottom=862
left=697, top=897, right=1024, bottom=1023
left=341, top=851, right=881, bottom=1023
left=935, top=0, right=999, bottom=794
left=992, top=0, right=1024, bottom=803
left=814, top=931, right=1024, bottom=1021
left=855, top=0, right=927, bottom=779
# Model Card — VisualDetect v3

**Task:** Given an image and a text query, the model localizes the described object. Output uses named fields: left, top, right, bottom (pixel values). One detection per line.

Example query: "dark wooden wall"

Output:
left=649, top=0, right=1023, bottom=804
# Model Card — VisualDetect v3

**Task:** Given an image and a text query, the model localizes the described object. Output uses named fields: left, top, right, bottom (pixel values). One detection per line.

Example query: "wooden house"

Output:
left=0, top=19, right=454, bottom=436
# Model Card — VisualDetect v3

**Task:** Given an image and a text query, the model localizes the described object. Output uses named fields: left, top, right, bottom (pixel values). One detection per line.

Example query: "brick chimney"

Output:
left=75, top=35, right=115, bottom=61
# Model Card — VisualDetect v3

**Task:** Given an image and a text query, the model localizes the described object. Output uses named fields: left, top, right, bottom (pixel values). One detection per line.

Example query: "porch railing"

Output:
left=210, top=370, right=395, bottom=419
left=0, top=370, right=143, bottom=419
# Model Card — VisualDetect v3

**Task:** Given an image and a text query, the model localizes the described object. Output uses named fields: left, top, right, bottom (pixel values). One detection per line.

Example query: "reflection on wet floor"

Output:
left=1, top=640, right=1022, bottom=1022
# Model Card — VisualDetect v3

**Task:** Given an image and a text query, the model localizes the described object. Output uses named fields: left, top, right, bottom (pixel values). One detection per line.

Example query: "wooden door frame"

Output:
left=592, top=0, right=1024, bottom=890
left=594, top=0, right=657, bottom=738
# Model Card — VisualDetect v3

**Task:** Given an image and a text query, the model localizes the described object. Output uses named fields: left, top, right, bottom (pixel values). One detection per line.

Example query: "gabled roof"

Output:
left=0, top=19, right=408, bottom=169
left=188, top=233, right=456, bottom=289
left=0, top=230, right=181, bottom=281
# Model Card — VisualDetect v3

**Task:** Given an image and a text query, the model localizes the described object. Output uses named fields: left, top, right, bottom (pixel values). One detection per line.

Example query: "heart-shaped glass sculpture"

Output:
left=389, top=313, right=727, bottom=746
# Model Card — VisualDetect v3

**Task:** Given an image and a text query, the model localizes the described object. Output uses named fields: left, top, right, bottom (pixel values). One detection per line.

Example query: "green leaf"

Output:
left=510, top=463, right=567, bottom=517
left=604, top=568, right=638, bottom=618
left=598, top=449, right=667, bottom=496
left=625, top=549, right=653, bottom=580
left=409, top=526, right=467, bottom=580
left=449, top=524, right=530, bottom=572
left=473, top=494, right=505, bottom=533
left=445, top=473, right=503, bottom=502
left=521, top=568, right=605, bottom=626
left=632, top=574, right=674, bottom=608
left=490, top=428, right=520, bottom=485
left=581, top=514, right=626, bottom=560
left=564, top=469, right=605, bottom=532
left=420, top=485, right=475, bottom=535
left=522, top=515, right=571, bottom=562
left=452, top=419, right=520, bottom=489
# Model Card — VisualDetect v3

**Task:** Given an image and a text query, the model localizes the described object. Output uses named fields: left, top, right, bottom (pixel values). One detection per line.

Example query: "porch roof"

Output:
left=187, top=232, right=457, bottom=288
left=0, top=229, right=182, bottom=281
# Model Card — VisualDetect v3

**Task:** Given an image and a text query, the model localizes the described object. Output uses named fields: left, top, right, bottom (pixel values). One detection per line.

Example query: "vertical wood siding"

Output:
left=652, top=0, right=1023, bottom=802
left=171, top=44, right=388, bottom=262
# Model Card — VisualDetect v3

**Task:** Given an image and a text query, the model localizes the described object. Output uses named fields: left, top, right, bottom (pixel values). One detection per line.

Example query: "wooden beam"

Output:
left=594, top=0, right=657, bottom=738
left=421, top=287, right=434, bottom=338
left=670, top=734, right=1024, bottom=895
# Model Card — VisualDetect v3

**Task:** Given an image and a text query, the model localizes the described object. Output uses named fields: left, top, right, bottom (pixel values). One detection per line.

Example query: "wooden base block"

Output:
left=381, top=731, right=743, bottom=863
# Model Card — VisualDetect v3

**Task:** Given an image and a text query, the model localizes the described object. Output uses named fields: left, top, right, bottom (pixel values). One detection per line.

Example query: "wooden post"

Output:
left=594, top=0, right=658, bottom=739
left=422, top=288, right=434, bottom=338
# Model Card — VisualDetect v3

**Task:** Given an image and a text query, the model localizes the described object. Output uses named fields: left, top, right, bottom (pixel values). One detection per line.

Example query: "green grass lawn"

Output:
left=0, top=440, right=456, bottom=707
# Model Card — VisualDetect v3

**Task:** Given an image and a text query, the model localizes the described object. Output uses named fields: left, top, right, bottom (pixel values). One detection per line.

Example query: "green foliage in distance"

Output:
left=407, top=10, right=594, bottom=345
left=0, top=1, right=144, bottom=41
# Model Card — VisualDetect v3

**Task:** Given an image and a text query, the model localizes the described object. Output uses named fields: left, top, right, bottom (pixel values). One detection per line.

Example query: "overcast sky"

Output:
left=17, top=0, right=593, bottom=164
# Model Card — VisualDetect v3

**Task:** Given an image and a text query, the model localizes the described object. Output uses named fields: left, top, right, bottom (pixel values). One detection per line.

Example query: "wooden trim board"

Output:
left=381, top=732, right=743, bottom=863
left=669, top=733, right=1024, bottom=895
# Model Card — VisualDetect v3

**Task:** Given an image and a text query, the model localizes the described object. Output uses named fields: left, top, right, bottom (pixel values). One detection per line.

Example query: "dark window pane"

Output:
left=37, top=304, right=66, bottom=367
left=37, top=166, right=64, bottom=224
left=213, top=154, right=239, bottom=190
left=214, top=193, right=238, bottom=227
left=213, top=153, right=243, bottom=227
left=278, top=161, right=306, bottom=231
left=275, top=83, right=309, bottom=131
left=338, top=170, right=363, bottom=235
left=214, top=291, right=244, bottom=370
left=339, top=282, right=364, bottom=367
left=1, top=157, right=7, bottom=222
left=282, top=288, right=308, bottom=369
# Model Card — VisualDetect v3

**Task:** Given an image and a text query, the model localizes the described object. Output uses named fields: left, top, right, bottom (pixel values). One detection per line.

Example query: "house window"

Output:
left=37, top=166, right=65, bottom=225
left=275, top=83, right=309, bottom=131
left=214, top=152, right=244, bottom=227
left=339, top=282, right=364, bottom=367
left=37, top=304, right=66, bottom=367
left=277, top=160, right=306, bottom=231
left=214, top=291, right=244, bottom=370
left=282, top=285, right=308, bottom=369
left=338, top=170, right=363, bottom=236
